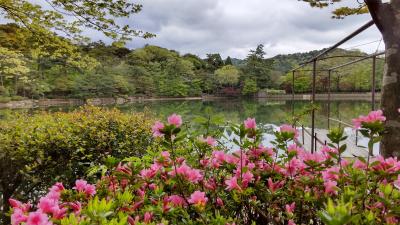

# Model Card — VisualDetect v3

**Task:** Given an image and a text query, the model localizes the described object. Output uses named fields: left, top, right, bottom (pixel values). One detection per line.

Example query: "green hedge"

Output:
left=0, top=106, right=155, bottom=216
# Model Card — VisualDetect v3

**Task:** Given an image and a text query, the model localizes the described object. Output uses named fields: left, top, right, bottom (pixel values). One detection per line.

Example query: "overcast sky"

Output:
left=110, top=0, right=384, bottom=59
left=31, top=0, right=386, bottom=59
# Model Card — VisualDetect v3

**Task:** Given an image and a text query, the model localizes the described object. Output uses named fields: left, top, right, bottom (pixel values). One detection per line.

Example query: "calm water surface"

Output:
left=0, top=99, right=378, bottom=154
left=0, top=99, right=376, bottom=129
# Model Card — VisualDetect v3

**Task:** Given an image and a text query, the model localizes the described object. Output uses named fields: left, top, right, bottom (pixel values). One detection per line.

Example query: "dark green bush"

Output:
left=0, top=106, right=155, bottom=220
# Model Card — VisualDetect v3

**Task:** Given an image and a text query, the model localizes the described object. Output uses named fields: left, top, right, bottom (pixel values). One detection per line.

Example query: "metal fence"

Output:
left=290, top=20, right=385, bottom=153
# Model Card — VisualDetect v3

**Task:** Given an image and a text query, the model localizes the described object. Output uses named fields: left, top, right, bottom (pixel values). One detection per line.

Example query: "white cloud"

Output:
left=119, top=0, right=384, bottom=58
left=4, top=0, right=384, bottom=58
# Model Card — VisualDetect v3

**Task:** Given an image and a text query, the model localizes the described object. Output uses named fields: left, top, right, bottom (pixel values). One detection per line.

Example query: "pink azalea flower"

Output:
left=167, top=114, right=182, bottom=127
left=386, top=216, right=399, bottom=224
left=38, top=197, right=57, bottom=214
left=320, top=145, right=338, bottom=158
left=161, top=151, right=170, bottom=159
left=45, top=190, right=60, bottom=201
left=300, top=151, right=325, bottom=163
left=322, top=167, right=340, bottom=182
left=116, top=163, right=132, bottom=175
left=324, top=180, right=338, bottom=195
left=9, top=199, right=31, bottom=212
left=26, top=211, right=52, bottom=225
left=9, top=199, right=23, bottom=209
left=216, top=197, right=224, bottom=207
left=268, top=178, right=284, bottom=193
left=52, top=207, right=67, bottom=220
left=84, top=184, right=96, bottom=196
left=128, top=215, right=139, bottom=225
left=143, top=212, right=153, bottom=224
left=244, top=118, right=256, bottom=129
left=170, top=163, right=203, bottom=183
left=353, top=159, right=367, bottom=170
left=186, top=168, right=203, bottom=183
left=200, top=136, right=217, bottom=146
left=200, top=158, right=209, bottom=167
left=279, top=124, right=299, bottom=138
left=49, top=183, right=64, bottom=193
left=212, top=151, right=226, bottom=163
left=288, top=220, right=296, bottom=225
left=11, top=208, right=28, bottom=225
left=152, top=121, right=165, bottom=137
left=69, top=202, right=82, bottom=215
left=168, top=195, right=186, bottom=207
left=224, top=154, right=239, bottom=164
left=285, top=202, right=295, bottom=214
left=340, top=159, right=350, bottom=168
left=140, top=168, right=156, bottom=180
left=241, top=171, right=254, bottom=187
left=352, top=110, right=386, bottom=129
left=285, top=158, right=304, bottom=176
left=288, top=144, right=303, bottom=155
left=372, top=156, right=400, bottom=173
left=148, top=183, right=157, bottom=190
left=74, top=179, right=87, bottom=192
left=73, top=179, right=96, bottom=196
left=225, top=177, right=241, bottom=191
left=188, top=191, right=208, bottom=207
left=150, top=163, right=163, bottom=172
left=204, top=178, right=217, bottom=190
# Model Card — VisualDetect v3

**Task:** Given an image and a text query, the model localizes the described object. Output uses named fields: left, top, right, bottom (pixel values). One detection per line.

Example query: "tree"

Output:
left=0, top=47, right=30, bottom=95
left=243, top=44, right=273, bottom=89
left=301, top=0, right=400, bottom=157
left=242, top=78, right=258, bottom=96
left=0, top=0, right=153, bottom=44
left=215, top=65, right=240, bottom=87
left=225, top=56, right=233, bottom=65
left=205, top=53, right=224, bottom=71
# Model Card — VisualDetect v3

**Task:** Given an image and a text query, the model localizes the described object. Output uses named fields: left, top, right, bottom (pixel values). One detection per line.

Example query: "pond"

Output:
left=0, top=99, right=376, bottom=129
left=118, top=99, right=375, bottom=128
left=116, top=98, right=378, bottom=156
left=0, top=98, right=379, bottom=156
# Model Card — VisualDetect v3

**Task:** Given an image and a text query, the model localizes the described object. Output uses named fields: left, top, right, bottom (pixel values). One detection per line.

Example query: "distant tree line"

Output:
left=0, top=23, right=383, bottom=101
left=280, top=49, right=385, bottom=93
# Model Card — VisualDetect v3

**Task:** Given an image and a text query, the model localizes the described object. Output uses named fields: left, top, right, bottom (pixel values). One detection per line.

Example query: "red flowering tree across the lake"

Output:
left=8, top=110, right=400, bottom=225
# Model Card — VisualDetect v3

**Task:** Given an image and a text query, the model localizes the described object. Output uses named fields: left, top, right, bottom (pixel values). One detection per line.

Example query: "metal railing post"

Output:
left=292, top=71, right=295, bottom=117
left=314, top=133, right=318, bottom=151
left=328, top=70, right=331, bottom=130
left=311, top=59, right=317, bottom=153
left=355, top=129, right=359, bottom=146
left=292, top=71, right=295, bottom=100
left=372, top=55, right=376, bottom=111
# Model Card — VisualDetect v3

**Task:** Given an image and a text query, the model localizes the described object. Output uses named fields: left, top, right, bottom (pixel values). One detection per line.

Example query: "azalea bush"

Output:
left=8, top=110, right=400, bottom=225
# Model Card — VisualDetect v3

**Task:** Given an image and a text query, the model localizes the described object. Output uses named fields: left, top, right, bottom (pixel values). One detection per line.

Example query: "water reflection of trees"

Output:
left=119, top=99, right=374, bottom=129
left=0, top=99, right=374, bottom=130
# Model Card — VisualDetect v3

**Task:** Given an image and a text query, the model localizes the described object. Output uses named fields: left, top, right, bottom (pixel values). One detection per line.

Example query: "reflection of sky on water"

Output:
left=222, top=124, right=379, bottom=157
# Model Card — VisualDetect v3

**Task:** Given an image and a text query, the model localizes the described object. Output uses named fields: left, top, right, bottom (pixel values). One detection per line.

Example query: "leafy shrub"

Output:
left=259, top=89, right=286, bottom=95
left=0, top=96, right=11, bottom=103
left=10, top=96, right=26, bottom=101
left=8, top=110, right=400, bottom=225
left=0, top=106, right=155, bottom=222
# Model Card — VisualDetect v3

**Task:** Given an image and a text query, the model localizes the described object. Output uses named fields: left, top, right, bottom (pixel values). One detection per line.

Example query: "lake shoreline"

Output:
left=0, top=92, right=381, bottom=109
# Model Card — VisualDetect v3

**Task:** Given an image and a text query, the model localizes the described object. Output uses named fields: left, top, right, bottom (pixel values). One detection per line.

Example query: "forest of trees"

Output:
left=0, top=23, right=384, bottom=101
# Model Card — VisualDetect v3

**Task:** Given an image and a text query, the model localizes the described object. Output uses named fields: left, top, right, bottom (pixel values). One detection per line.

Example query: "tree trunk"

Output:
left=1, top=190, right=12, bottom=224
left=366, top=0, right=400, bottom=157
